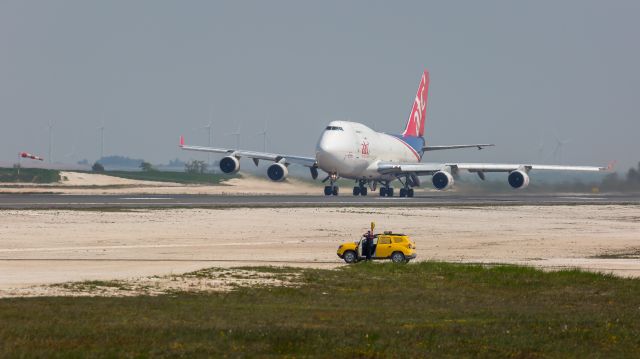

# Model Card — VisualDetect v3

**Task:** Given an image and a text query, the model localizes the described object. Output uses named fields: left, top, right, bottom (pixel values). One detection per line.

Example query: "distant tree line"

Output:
left=92, top=162, right=104, bottom=172
left=184, top=160, right=208, bottom=174
left=599, top=162, right=640, bottom=191
left=97, top=155, right=144, bottom=168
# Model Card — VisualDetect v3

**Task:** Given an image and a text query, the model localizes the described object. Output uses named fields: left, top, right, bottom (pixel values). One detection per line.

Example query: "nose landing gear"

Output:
left=324, top=173, right=339, bottom=196
left=325, top=185, right=339, bottom=196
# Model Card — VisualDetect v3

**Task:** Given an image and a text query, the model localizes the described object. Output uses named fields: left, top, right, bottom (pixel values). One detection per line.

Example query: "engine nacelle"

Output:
left=508, top=170, right=530, bottom=189
left=267, top=163, right=288, bottom=182
left=219, top=156, right=240, bottom=174
left=432, top=171, right=454, bottom=190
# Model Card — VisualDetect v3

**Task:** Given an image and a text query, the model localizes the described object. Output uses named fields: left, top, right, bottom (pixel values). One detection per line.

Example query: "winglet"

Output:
left=179, top=135, right=184, bottom=147
left=605, top=160, right=617, bottom=171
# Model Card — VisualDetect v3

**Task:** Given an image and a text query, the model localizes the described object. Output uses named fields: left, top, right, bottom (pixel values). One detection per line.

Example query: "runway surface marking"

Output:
left=119, top=197, right=174, bottom=200
left=1, top=193, right=638, bottom=209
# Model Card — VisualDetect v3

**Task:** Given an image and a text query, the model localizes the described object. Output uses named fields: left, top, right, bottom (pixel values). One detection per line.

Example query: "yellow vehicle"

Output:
left=337, top=231, right=417, bottom=264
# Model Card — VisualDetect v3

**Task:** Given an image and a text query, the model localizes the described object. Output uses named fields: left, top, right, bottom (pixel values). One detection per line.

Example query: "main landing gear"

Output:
left=398, top=175, right=415, bottom=198
left=352, top=179, right=368, bottom=196
left=323, top=176, right=416, bottom=198
left=379, top=182, right=394, bottom=197
left=399, top=188, right=414, bottom=198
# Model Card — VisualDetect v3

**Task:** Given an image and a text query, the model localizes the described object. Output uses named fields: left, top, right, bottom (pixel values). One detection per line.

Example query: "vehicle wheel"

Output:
left=399, top=188, right=407, bottom=197
left=324, top=186, right=332, bottom=196
left=391, top=252, right=406, bottom=263
left=379, top=187, right=387, bottom=197
left=407, top=188, right=414, bottom=197
left=343, top=250, right=357, bottom=264
left=332, top=186, right=339, bottom=196
left=387, top=188, right=394, bottom=197
left=352, top=186, right=361, bottom=196
left=360, top=187, right=367, bottom=196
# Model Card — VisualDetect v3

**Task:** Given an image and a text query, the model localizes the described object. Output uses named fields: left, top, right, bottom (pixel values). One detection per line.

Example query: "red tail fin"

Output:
left=402, top=70, right=429, bottom=138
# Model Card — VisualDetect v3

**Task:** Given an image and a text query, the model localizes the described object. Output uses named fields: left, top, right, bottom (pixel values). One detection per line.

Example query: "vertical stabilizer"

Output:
left=402, top=70, right=429, bottom=138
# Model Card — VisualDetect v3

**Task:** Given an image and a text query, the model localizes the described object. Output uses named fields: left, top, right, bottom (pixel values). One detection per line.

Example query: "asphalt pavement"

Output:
left=1, top=192, right=639, bottom=209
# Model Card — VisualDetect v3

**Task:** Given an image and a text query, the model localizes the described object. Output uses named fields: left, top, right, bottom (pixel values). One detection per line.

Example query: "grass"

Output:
left=101, top=170, right=227, bottom=184
left=0, top=167, right=60, bottom=183
left=1, top=262, right=640, bottom=357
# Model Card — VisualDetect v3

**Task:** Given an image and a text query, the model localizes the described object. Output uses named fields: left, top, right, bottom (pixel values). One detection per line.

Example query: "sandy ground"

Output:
left=0, top=171, right=320, bottom=195
left=0, top=205, right=639, bottom=297
left=0, top=268, right=300, bottom=298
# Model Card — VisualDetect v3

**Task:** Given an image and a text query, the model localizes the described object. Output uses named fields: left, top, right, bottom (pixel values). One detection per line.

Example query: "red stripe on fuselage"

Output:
left=391, top=136, right=421, bottom=161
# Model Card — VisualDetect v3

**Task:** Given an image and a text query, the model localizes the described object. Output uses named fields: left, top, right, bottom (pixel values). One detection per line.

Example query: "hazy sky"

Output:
left=1, top=1, right=639, bottom=170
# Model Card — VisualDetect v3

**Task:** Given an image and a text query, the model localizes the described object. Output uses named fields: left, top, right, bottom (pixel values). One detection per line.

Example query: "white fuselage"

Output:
left=315, top=121, right=421, bottom=181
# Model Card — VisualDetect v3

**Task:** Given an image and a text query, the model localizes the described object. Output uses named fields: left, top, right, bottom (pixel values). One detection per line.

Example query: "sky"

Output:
left=1, top=1, right=639, bottom=171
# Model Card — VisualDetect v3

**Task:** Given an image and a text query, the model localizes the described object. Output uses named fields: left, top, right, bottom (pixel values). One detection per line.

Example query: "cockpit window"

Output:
left=325, top=126, right=343, bottom=131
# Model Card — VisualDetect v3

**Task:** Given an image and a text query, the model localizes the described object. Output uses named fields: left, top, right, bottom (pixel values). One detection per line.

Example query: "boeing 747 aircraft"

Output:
left=180, top=70, right=610, bottom=197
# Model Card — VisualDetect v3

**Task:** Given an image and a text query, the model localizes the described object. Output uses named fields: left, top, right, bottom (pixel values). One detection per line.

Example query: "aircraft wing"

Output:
left=423, top=144, right=495, bottom=151
left=179, top=136, right=317, bottom=168
left=377, top=161, right=611, bottom=176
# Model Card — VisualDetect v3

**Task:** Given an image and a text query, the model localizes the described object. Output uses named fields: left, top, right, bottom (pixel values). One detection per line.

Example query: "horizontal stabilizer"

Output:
left=423, top=144, right=494, bottom=151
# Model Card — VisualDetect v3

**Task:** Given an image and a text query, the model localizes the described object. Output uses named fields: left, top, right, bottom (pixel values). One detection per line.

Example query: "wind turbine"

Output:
left=552, top=134, right=571, bottom=163
left=536, top=134, right=545, bottom=161
left=47, top=121, right=54, bottom=163
left=204, top=121, right=213, bottom=168
left=98, top=121, right=105, bottom=160
left=65, top=144, right=77, bottom=163
left=227, top=123, right=241, bottom=150
left=256, top=120, right=268, bottom=152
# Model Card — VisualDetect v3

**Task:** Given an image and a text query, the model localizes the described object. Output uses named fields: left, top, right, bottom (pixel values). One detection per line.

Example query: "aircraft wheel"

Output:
left=343, top=250, right=357, bottom=264
left=399, top=188, right=407, bottom=197
left=408, top=188, right=414, bottom=197
left=360, top=187, right=367, bottom=196
left=391, top=252, right=406, bottom=263
left=352, top=186, right=361, bottom=196
left=387, top=188, right=394, bottom=197
left=379, top=187, right=387, bottom=197
left=332, top=186, right=339, bottom=196
left=324, top=186, right=332, bottom=196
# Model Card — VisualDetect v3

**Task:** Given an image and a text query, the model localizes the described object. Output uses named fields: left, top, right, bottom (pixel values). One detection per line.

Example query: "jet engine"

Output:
left=432, top=171, right=454, bottom=190
left=267, top=163, right=288, bottom=182
left=219, top=156, right=240, bottom=174
left=508, top=170, right=530, bottom=189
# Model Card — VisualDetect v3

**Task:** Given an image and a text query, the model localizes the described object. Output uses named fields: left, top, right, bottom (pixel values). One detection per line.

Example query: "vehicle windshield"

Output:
left=325, top=126, right=343, bottom=131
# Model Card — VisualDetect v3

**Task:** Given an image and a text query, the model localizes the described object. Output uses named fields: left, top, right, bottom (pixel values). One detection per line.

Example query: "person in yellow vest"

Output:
left=364, top=222, right=376, bottom=261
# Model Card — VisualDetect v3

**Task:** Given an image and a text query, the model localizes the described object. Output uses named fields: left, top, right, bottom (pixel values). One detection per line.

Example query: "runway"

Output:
left=1, top=192, right=639, bottom=209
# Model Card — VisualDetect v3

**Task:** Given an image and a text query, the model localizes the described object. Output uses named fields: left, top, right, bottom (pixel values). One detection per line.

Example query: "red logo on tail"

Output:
left=402, top=70, right=429, bottom=137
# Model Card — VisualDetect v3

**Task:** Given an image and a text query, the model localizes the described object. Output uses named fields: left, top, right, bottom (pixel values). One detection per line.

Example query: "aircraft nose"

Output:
left=316, top=130, right=348, bottom=172
left=317, top=134, right=335, bottom=154
left=317, top=131, right=346, bottom=157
